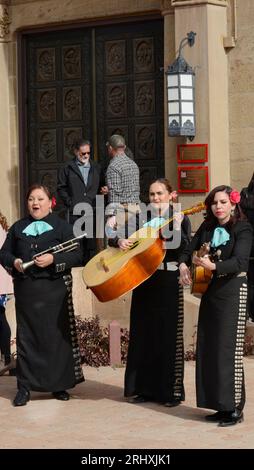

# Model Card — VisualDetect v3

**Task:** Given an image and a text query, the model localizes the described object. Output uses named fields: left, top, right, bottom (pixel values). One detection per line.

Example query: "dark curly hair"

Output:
left=204, top=185, right=245, bottom=229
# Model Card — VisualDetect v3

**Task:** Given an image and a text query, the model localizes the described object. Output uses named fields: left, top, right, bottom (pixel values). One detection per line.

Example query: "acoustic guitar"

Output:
left=191, top=242, right=213, bottom=295
left=82, top=202, right=206, bottom=302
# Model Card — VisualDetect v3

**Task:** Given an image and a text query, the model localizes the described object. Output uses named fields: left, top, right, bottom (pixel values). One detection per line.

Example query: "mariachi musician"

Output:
left=0, top=184, right=84, bottom=407
left=179, top=185, right=252, bottom=426
left=108, top=178, right=191, bottom=407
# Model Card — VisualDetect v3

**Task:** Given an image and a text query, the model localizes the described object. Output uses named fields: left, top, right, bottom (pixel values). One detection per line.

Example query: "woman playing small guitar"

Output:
left=179, top=185, right=252, bottom=427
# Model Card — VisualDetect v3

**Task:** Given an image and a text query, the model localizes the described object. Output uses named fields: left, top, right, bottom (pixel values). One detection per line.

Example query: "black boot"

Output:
left=52, top=391, right=70, bottom=401
left=13, top=388, right=30, bottom=407
left=163, top=400, right=181, bottom=408
left=127, top=395, right=149, bottom=403
left=218, top=409, right=244, bottom=427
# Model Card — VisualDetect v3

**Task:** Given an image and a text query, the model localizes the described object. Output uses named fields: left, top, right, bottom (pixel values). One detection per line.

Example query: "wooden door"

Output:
left=25, top=28, right=92, bottom=215
left=95, top=19, right=164, bottom=201
left=24, top=19, right=164, bottom=212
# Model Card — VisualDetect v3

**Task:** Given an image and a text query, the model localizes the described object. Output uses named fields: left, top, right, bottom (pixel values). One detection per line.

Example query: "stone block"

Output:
left=72, top=266, right=93, bottom=318
left=109, top=320, right=121, bottom=366
left=92, top=291, right=132, bottom=329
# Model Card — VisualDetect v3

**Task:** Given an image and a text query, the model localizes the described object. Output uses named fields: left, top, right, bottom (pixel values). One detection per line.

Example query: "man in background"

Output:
left=103, top=134, right=140, bottom=234
left=57, top=139, right=104, bottom=264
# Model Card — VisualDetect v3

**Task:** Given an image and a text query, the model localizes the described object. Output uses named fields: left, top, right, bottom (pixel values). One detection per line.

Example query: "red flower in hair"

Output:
left=230, top=190, right=240, bottom=204
left=51, top=196, right=57, bottom=209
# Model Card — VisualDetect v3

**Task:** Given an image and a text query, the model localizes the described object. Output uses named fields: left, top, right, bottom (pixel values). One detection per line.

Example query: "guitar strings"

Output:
left=99, top=203, right=205, bottom=270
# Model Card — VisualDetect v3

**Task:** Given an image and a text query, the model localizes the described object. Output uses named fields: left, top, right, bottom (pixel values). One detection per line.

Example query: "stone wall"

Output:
left=9, top=0, right=162, bottom=32
left=0, top=1, right=19, bottom=224
left=228, top=0, right=254, bottom=191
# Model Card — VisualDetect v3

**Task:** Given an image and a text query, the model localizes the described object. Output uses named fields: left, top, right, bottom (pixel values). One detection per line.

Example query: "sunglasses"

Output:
left=80, top=152, right=90, bottom=156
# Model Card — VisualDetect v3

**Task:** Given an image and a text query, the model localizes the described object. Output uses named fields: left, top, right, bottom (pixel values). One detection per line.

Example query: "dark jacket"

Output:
left=179, top=219, right=253, bottom=276
left=240, top=187, right=254, bottom=256
left=0, top=213, right=83, bottom=279
left=57, top=158, right=104, bottom=213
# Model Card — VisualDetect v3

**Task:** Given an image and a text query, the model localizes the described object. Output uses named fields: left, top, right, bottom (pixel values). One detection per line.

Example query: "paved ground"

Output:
left=0, top=358, right=254, bottom=449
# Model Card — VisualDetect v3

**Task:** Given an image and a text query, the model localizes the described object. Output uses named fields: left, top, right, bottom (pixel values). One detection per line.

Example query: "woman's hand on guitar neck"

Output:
left=193, top=255, right=216, bottom=271
left=179, top=263, right=192, bottom=286
left=117, top=238, right=135, bottom=251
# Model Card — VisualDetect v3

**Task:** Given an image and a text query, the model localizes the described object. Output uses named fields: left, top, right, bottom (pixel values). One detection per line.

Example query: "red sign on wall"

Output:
left=177, top=144, right=208, bottom=164
left=178, top=166, right=209, bottom=193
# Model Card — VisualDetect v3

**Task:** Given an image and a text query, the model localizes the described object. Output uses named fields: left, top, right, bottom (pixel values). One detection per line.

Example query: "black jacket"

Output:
left=0, top=213, right=83, bottom=279
left=57, top=158, right=104, bottom=213
left=240, top=187, right=254, bottom=256
left=179, top=219, right=253, bottom=276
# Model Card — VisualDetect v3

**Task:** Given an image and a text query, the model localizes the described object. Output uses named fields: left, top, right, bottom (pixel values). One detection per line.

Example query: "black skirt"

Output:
left=196, top=275, right=248, bottom=411
left=124, top=269, right=184, bottom=402
left=14, top=274, right=84, bottom=392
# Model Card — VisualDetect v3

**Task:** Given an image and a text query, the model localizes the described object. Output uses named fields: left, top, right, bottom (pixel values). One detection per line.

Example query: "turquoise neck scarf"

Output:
left=143, top=217, right=166, bottom=229
left=22, top=221, right=53, bottom=237
left=211, top=227, right=230, bottom=248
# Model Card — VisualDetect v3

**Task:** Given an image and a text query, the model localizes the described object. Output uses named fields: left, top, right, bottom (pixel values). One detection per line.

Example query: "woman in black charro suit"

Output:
left=0, top=184, right=84, bottom=406
left=179, top=185, right=252, bottom=427
left=108, top=178, right=191, bottom=407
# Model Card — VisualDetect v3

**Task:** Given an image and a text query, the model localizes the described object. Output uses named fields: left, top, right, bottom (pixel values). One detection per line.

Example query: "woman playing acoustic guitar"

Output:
left=109, top=178, right=191, bottom=407
left=179, top=185, right=252, bottom=426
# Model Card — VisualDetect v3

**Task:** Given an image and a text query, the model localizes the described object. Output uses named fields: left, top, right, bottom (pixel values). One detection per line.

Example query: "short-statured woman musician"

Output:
left=0, top=184, right=84, bottom=406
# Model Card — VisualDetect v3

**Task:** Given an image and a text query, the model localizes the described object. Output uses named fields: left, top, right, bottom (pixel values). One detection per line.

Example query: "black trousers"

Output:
left=69, top=214, right=96, bottom=266
left=0, top=306, right=11, bottom=363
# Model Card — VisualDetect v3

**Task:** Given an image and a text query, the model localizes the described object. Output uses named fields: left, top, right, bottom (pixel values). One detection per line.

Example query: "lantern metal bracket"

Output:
left=167, top=31, right=196, bottom=74
left=179, top=31, right=196, bottom=57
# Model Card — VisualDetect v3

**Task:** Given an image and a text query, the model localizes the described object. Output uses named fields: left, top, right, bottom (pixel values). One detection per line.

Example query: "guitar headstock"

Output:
left=183, top=202, right=206, bottom=216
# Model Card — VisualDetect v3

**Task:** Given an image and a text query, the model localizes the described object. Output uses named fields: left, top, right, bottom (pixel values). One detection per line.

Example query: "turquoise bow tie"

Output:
left=22, top=221, right=53, bottom=237
left=211, top=227, right=230, bottom=248
left=143, top=217, right=166, bottom=229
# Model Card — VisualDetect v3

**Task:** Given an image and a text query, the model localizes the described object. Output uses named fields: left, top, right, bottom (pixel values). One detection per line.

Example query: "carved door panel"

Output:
left=95, top=20, right=164, bottom=202
left=26, top=29, right=92, bottom=215
left=25, top=19, right=164, bottom=213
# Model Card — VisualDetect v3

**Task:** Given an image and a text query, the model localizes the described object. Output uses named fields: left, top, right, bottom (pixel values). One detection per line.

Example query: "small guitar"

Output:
left=191, top=242, right=213, bottom=295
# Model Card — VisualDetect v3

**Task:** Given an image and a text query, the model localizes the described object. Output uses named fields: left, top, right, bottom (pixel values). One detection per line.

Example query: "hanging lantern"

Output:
left=166, top=31, right=196, bottom=140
